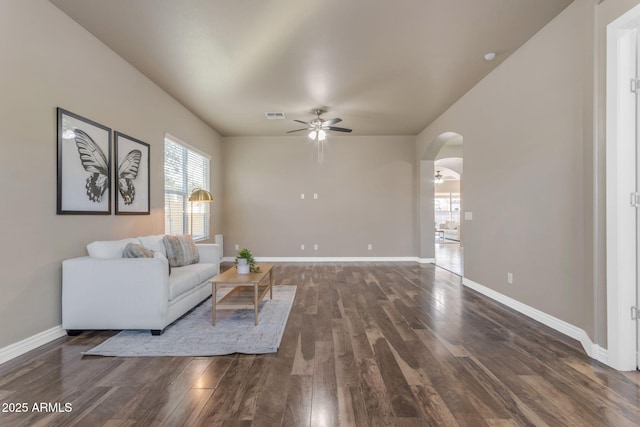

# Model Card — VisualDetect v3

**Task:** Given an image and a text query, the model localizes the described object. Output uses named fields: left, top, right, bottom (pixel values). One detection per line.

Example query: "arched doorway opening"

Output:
left=418, top=132, right=464, bottom=275
left=434, top=159, right=462, bottom=275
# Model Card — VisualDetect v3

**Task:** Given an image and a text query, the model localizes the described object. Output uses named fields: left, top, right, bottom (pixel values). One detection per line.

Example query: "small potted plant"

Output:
left=235, top=248, right=260, bottom=274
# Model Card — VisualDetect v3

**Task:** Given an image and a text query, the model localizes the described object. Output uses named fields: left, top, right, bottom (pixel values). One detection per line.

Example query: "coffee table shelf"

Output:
left=211, top=264, right=273, bottom=325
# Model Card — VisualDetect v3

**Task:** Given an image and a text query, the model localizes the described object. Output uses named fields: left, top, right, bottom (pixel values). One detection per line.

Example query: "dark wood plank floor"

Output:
left=1, top=263, right=639, bottom=426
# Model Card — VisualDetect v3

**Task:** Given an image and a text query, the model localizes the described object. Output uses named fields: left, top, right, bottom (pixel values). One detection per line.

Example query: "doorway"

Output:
left=606, top=4, right=640, bottom=371
left=434, top=163, right=463, bottom=275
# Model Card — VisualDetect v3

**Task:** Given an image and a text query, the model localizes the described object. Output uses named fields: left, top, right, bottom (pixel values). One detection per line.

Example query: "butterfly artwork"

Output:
left=74, top=129, right=143, bottom=205
left=116, top=149, right=141, bottom=205
left=73, top=129, right=110, bottom=203
left=56, top=108, right=113, bottom=215
left=56, top=108, right=149, bottom=215
left=114, top=131, right=150, bottom=215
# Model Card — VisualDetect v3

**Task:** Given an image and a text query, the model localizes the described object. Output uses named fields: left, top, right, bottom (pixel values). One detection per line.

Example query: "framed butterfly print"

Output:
left=57, top=108, right=112, bottom=214
left=114, top=132, right=150, bottom=215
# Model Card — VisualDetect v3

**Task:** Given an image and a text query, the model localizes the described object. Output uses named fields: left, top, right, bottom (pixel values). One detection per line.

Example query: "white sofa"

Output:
left=440, top=221, right=460, bottom=241
left=62, top=235, right=220, bottom=336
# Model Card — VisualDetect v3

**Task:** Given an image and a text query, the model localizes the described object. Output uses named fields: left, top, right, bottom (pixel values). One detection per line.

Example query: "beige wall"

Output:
left=417, top=0, right=594, bottom=337
left=4, top=0, right=637, bottom=359
left=0, top=0, right=222, bottom=349
left=222, top=135, right=416, bottom=258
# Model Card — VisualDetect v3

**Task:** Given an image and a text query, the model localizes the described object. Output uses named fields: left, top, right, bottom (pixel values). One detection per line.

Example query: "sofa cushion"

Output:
left=192, top=263, right=218, bottom=284
left=163, top=235, right=199, bottom=267
left=138, top=234, right=167, bottom=257
left=169, top=263, right=218, bottom=300
left=87, top=238, right=141, bottom=259
left=122, top=243, right=154, bottom=258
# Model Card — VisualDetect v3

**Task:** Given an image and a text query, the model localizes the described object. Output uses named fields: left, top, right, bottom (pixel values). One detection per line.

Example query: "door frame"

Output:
left=606, top=4, right=640, bottom=371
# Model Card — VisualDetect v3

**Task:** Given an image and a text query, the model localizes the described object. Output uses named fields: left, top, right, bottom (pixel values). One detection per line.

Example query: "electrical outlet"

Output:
left=314, top=244, right=318, bottom=250
left=314, top=193, right=318, bottom=199
left=507, top=272, right=513, bottom=284
left=368, top=244, right=373, bottom=251
left=235, top=244, right=239, bottom=250
left=300, top=193, right=305, bottom=199
left=301, top=244, right=305, bottom=250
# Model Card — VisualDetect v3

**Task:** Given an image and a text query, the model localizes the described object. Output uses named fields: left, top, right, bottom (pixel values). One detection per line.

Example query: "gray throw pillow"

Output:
left=122, top=243, right=154, bottom=258
left=162, top=235, right=199, bottom=267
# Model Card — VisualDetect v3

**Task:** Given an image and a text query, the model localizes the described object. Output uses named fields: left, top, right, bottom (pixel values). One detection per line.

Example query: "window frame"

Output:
left=164, top=133, right=211, bottom=241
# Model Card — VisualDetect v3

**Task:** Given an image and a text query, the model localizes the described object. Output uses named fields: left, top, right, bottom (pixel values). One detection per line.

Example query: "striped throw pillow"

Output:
left=162, top=235, right=200, bottom=267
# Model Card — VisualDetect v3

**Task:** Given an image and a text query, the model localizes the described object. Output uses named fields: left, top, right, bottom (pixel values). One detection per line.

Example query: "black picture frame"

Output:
left=57, top=108, right=112, bottom=215
left=114, top=131, right=150, bottom=215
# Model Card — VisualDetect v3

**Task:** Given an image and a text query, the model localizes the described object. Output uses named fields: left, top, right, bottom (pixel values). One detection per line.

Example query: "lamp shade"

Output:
left=188, top=189, right=214, bottom=202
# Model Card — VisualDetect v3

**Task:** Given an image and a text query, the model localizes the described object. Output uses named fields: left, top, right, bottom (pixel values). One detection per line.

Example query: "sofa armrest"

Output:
left=197, top=243, right=220, bottom=264
left=62, top=256, right=170, bottom=330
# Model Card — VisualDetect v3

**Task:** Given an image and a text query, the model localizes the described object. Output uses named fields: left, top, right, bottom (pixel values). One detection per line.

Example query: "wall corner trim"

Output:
left=0, top=325, right=67, bottom=366
left=462, top=277, right=610, bottom=367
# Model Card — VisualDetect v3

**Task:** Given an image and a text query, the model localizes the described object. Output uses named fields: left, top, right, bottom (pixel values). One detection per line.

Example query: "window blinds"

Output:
left=164, top=136, right=210, bottom=240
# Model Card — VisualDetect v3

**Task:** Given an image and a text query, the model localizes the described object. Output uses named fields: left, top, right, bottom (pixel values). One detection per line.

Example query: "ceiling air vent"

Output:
left=265, top=112, right=286, bottom=120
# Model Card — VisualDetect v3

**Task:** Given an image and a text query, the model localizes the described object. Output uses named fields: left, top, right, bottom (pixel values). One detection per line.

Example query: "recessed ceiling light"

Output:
left=484, top=52, right=496, bottom=61
left=265, top=112, right=286, bottom=120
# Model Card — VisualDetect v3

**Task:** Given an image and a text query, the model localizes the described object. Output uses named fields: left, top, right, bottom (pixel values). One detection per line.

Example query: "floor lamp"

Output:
left=188, top=189, right=214, bottom=237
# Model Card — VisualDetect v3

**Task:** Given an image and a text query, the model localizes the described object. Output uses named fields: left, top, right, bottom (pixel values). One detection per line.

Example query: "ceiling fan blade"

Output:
left=286, top=128, right=311, bottom=133
left=327, top=126, right=352, bottom=133
left=322, top=118, right=342, bottom=126
left=294, top=119, right=310, bottom=126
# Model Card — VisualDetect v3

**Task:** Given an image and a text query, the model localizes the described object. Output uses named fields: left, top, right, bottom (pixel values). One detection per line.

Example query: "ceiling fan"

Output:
left=435, top=170, right=459, bottom=184
left=287, top=109, right=352, bottom=141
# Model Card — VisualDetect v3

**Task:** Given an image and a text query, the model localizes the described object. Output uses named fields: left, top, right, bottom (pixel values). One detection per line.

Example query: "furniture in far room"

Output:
left=439, top=220, right=460, bottom=241
left=62, top=234, right=220, bottom=335
left=211, top=264, right=274, bottom=325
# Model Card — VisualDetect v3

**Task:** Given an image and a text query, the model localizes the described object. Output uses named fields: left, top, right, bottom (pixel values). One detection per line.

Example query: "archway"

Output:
left=434, top=159, right=462, bottom=274
left=418, top=132, right=463, bottom=263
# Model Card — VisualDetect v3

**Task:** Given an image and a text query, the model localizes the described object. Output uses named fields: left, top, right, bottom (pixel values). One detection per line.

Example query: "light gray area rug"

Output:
left=83, top=285, right=296, bottom=357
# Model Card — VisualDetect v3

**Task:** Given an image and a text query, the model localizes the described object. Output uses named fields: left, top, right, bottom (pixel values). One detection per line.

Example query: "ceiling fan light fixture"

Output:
left=317, top=130, right=326, bottom=141
left=308, top=130, right=317, bottom=140
left=435, top=170, right=444, bottom=184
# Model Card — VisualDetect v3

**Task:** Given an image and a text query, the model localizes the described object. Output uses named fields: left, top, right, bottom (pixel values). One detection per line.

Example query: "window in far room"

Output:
left=434, top=192, right=461, bottom=226
left=164, top=134, right=210, bottom=240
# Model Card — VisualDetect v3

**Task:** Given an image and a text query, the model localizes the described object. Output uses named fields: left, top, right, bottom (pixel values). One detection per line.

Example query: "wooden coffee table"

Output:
left=210, top=264, right=273, bottom=325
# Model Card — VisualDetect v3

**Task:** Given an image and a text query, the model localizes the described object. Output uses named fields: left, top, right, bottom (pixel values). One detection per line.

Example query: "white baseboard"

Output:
left=462, top=277, right=608, bottom=365
left=0, top=325, right=67, bottom=366
left=222, top=256, right=432, bottom=263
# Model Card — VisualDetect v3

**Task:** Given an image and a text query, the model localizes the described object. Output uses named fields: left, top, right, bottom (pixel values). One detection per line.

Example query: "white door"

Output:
left=605, top=3, right=640, bottom=371
left=636, top=30, right=640, bottom=370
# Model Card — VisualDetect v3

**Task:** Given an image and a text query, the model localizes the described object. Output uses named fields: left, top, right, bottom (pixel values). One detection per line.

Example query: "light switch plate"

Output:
left=465, top=211, right=473, bottom=220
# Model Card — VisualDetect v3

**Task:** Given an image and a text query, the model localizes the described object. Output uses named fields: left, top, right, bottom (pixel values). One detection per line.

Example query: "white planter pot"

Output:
left=237, top=258, right=250, bottom=274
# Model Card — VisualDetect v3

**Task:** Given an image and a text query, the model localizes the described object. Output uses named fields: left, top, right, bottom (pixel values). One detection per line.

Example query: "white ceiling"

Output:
left=51, top=0, right=573, bottom=137
left=436, top=159, right=463, bottom=176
